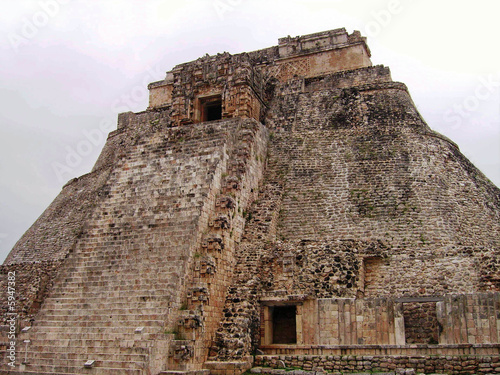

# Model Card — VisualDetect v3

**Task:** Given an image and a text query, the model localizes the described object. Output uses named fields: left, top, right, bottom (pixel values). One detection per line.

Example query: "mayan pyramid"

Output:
left=1, top=28, right=500, bottom=375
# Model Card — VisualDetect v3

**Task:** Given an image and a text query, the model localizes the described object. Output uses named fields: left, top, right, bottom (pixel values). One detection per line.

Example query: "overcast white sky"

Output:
left=0, top=0, right=499, bottom=263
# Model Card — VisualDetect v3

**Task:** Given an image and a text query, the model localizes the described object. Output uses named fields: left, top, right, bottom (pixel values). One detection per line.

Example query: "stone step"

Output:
left=31, top=318, right=163, bottom=327
left=19, top=349, right=148, bottom=362
left=58, top=266, right=174, bottom=275
left=52, top=281, right=174, bottom=290
left=62, top=266, right=181, bottom=275
left=36, top=306, right=166, bottom=316
left=66, top=252, right=171, bottom=261
left=21, top=343, right=152, bottom=355
left=4, top=370, right=75, bottom=375
left=62, top=266, right=179, bottom=274
left=159, top=370, right=210, bottom=375
left=23, top=331, right=158, bottom=341
left=15, top=337, right=153, bottom=348
left=48, top=287, right=177, bottom=296
left=51, top=272, right=178, bottom=284
left=59, top=267, right=172, bottom=276
left=38, top=303, right=168, bottom=316
left=33, top=319, right=164, bottom=329
left=22, top=332, right=158, bottom=343
left=58, top=263, right=182, bottom=272
left=43, top=295, right=172, bottom=303
left=28, top=315, right=164, bottom=333
left=54, top=268, right=176, bottom=277
left=38, top=294, right=166, bottom=311
left=18, top=356, right=145, bottom=370
left=62, top=263, right=180, bottom=272
left=41, top=300, right=170, bottom=310
left=49, top=288, right=176, bottom=298
left=11, top=351, right=148, bottom=368
left=5, top=362, right=144, bottom=375
left=43, top=295, right=173, bottom=303
left=35, top=313, right=163, bottom=323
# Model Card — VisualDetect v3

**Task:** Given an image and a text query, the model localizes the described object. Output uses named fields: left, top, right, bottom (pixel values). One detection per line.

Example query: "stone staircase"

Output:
left=5, top=260, right=162, bottom=374
left=0, top=118, right=267, bottom=375
left=164, top=120, right=268, bottom=373
left=5, top=234, right=179, bottom=374
left=3, top=121, right=241, bottom=374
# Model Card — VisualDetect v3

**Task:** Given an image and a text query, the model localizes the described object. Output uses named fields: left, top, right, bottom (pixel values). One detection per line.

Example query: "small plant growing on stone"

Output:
left=164, top=329, right=181, bottom=338
left=166, top=329, right=185, bottom=340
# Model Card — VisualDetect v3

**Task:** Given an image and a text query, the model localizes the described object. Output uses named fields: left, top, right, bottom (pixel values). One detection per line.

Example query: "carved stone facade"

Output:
left=1, top=28, right=500, bottom=375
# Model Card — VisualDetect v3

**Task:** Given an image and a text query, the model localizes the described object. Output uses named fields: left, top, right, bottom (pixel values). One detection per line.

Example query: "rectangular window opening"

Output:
left=200, top=96, right=222, bottom=122
left=272, top=305, right=297, bottom=344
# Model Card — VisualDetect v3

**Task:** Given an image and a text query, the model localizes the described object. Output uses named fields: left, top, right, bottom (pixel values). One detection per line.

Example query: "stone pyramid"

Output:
left=1, top=28, right=499, bottom=375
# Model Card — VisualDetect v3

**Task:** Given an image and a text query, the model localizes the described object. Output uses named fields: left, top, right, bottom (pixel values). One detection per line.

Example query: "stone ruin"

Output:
left=1, top=28, right=500, bottom=375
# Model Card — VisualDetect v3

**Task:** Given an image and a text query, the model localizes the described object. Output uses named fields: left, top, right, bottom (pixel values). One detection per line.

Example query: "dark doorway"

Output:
left=272, top=305, right=297, bottom=344
left=201, top=96, right=222, bottom=122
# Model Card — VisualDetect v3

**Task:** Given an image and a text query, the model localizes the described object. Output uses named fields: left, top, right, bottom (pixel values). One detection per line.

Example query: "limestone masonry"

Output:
left=1, top=28, right=500, bottom=375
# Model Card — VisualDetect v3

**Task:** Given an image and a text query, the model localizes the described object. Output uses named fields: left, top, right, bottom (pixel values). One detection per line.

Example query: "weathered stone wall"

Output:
left=312, top=294, right=500, bottom=348
left=257, top=43, right=371, bottom=83
left=254, top=352, right=500, bottom=375
left=148, top=53, right=265, bottom=125
left=316, top=297, right=400, bottom=346
left=248, top=294, right=500, bottom=352
left=264, top=71, right=500, bottom=298
left=212, top=64, right=500, bottom=363
left=437, top=294, right=500, bottom=345
left=0, top=260, right=62, bottom=327
left=4, top=169, right=112, bottom=265
left=148, top=28, right=372, bottom=122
